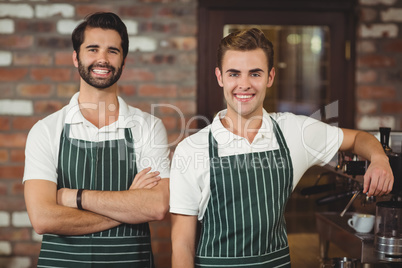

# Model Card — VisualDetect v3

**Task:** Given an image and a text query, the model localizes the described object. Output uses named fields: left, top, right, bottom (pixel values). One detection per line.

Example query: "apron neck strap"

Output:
left=208, top=116, right=288, bottom=158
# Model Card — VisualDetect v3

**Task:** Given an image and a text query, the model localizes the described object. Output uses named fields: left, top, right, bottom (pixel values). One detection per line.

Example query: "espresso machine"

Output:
left=373, top=128, right=402, bottom=262
left=312, top=127, right=402, bottom=266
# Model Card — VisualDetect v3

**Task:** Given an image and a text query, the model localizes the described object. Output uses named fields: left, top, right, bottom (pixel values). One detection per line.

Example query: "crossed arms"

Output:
left=24, top=168, right=169, bottom=236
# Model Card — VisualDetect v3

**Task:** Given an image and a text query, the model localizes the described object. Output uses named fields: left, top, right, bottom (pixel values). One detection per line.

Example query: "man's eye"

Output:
left=229, top=73, right=239, bottom=77
left=251, top=73, right=261, bottom=77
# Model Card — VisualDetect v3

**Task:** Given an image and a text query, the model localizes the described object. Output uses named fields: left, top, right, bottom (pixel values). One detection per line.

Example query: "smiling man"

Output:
left=169, top=28, right=393, bottom=267
left=23, top=12, right=170, bottom=267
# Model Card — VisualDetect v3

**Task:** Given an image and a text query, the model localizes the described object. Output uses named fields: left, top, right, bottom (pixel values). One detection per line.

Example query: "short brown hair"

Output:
left=217, top=28, right=274, bottom=72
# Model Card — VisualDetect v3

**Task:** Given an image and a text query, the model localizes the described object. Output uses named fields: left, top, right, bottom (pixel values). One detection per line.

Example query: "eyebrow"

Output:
left=225, top=68, right=264, bottom=73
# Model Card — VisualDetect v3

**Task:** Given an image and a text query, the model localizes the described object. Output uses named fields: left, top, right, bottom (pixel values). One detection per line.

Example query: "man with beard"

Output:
left=23, top=12, right=170, bottom=267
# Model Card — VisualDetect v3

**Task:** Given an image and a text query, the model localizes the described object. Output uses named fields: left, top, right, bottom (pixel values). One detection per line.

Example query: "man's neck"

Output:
left=221, top=109, right=263, bottom=144
left=78, top=84, right=119, bottom=129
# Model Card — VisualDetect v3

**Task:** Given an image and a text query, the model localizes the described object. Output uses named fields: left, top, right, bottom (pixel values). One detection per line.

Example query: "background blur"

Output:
left=0, top=0, right=401, bottom=267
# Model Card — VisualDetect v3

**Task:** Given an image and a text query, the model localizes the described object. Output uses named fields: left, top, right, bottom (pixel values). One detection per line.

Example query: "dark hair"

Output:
left=217, top=28, right=274, bottom=72
left=72, top=12, right=129, bottom=60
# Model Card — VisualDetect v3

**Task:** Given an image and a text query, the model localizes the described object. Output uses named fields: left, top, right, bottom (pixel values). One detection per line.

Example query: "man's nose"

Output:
left=238, top=76, right=251, bottom=90
left=97, top=50, right=110, bottom=64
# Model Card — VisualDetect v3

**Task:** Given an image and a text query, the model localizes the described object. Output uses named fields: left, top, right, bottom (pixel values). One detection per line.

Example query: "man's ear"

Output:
left=72, top=51, right=79, bottom=68
left=267, top=67, right=276, bottom=87
left=215, top=67, right=224, bottom=87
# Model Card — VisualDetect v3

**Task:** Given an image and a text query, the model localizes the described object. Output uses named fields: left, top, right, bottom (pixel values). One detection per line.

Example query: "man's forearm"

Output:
left=350, top=131, right=388, bottom=161
left=340, top=129, right=394, bottom=196
left=60, top=179, right=169, bottom=224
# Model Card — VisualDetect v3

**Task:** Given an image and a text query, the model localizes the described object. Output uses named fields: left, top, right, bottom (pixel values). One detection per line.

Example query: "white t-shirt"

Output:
left=169, top=109, right=343, bottom=220
left=23, top=92, right=170, bottom=184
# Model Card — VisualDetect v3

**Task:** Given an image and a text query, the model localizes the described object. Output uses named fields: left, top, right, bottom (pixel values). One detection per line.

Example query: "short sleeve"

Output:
left=23, top=120, right=58, bottom=184
left=136, top=116, right=171, bottom=179
left=169, top=143, right=202, bottom=216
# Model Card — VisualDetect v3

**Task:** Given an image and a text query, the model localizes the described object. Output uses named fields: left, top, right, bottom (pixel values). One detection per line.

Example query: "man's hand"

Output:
left=129, top=167, right=161, bottom=190
left=363, top=155, right=393, bottom=196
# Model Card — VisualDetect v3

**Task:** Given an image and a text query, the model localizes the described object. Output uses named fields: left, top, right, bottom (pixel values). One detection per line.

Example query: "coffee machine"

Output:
left=373, top=127, right=402, bottom=262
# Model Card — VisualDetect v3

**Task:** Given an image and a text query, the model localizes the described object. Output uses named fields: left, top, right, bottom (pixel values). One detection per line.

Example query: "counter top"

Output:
left=315, top=212, right=398, bottom=264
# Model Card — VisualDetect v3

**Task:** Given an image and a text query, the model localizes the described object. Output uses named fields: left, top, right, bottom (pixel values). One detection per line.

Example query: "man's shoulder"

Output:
left=31, top=106, right=68, bottom=132
left=125, top=105, right=162, bottom=125
left=174, top=124, right=211, bottom=154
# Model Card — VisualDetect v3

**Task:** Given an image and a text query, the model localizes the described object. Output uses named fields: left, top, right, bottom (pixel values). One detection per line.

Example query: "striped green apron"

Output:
left=195, top=117, right=293, bottom=267
left=37, top=124, right=154, bottom=268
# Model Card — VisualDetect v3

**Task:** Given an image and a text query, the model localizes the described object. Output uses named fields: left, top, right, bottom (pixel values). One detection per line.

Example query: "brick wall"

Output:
left=356, top=0, right=402, bottom=130
left=0, top=0, right=197, bottom=267
left=1, top=0, right=402, bottom=267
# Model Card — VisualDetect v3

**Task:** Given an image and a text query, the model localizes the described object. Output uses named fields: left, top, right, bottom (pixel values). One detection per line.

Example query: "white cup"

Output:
left=348, top=213, right=375, bottom=233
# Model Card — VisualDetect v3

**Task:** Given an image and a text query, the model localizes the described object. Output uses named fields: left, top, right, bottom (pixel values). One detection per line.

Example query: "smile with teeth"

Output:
left=235, top=94, right=254, bottom=101
left=92, top=69, right=110, bottom=75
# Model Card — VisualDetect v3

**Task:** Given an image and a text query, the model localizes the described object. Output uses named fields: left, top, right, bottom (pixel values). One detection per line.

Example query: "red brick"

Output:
left=12, top=181, right=25, bottom=195
left=12, top=116, right=41, bottom=131
left=76, top=5, right=116, bottom=17
left=0, top=196, right=26, bottom=210
left=177, top=53, right=197, bottom=65
left=118, top=6, right=154, bottom=18
left=0, top=228, right=30, bottom=241
left=356, top=70, right=378, bottom=83
left=0, top=182, right=7, bottom=195
left=139, top=54, right=176, bottom=65
left=31, top=68, right=72, bottom=82
left=13, top=53, right=53, bottom=66
left=37, top=37, right=71, bottom=50
left=0, top=84, right=15, bottom=98
left=381, top=101, right=402, bottom=113
left=0, top=68, right=28, bottom=82
left=55, top=52, right=74, bottom=66
left=357, top=55, right=396, bottom=68
left=10, top=149, right=25, bottom=163
left=57, top=84, right=78, bottom=98
left=357, top=85, right=396, bottom=99
left=179, top=85, right=196, bottom=98
left=157, top=69, right=195, bottom=82
left=157, top=100, right=196, bottom=115
left=126, top=100, right=152, bottom=113
left=139, top=21, right=179, bottom=33
left=0, top=133, right=27, bottom=148
left=157, top=6, right=195, bottom=17
left=138, top=84, right=177, bottom=98
left=13, top=242, right=41, bottom=256
left=0, top=149, right=8, bottom=163
left=168, top=37, right=197, bottom=50
left=16, top=21, right=54, bottom=33
left=34, top=100, right=65, bottom=114
left=383, top=39, right=402, bottom=53
left=118, top=85, right=136, bottom=96
left=160, top=116, right=178, bottom=131
left=0, top=36, right=34, bottom=49
left=0, top=117, right=11, bottom=131
left=0, top=166, right=24, bottom=179
left=18, top=84, right=53, bottom=98
left=120, top=68, right=155, bottom=82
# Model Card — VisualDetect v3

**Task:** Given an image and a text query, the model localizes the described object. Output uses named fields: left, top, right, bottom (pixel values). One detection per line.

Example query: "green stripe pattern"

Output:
left=196, top=117, right=293, bottom=267
left=38, top=124, right=154, bottom=267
